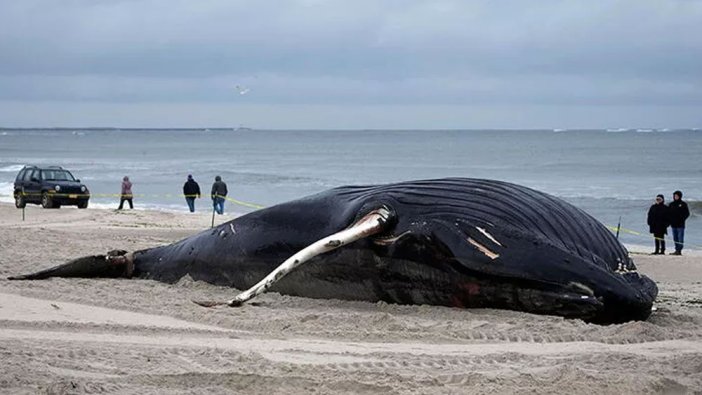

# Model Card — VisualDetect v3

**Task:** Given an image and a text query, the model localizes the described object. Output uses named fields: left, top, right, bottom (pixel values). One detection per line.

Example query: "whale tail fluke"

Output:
left=8, top=250, right=134, bottom=280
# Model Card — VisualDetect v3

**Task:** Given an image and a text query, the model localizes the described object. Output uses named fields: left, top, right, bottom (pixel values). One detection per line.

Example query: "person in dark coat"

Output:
left=211, top=175, right=228, bottom=215
left=182, top=174, right=201, bottom=213
left=668, top=190, right=690, bottom=255
left=647, top=194, right=669, bottom=255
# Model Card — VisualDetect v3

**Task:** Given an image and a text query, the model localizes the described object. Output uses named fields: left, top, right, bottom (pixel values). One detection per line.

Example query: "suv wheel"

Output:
left=77, top=201, right=88, bottom=209
left=14, top=191, right=26, bottom=209
left=41, top=192, right=54, bottom=209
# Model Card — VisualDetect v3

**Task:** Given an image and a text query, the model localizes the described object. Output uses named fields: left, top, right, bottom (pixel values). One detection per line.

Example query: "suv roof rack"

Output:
left=46, top=166, right=64, bottom=169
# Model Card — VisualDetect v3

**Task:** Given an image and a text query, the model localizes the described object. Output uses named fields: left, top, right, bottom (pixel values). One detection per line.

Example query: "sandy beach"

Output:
left=1, top=203, right=701, bottom=394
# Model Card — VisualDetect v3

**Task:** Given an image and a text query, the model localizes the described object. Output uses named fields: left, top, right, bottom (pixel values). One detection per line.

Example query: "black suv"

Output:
left=14, top=165, right=90, bottom=209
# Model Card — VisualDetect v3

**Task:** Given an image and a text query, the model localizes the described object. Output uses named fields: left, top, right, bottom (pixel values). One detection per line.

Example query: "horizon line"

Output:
left=2, top=127, right=700, bottom=131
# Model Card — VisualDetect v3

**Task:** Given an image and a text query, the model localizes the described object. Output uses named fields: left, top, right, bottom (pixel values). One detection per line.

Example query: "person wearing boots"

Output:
left=668, top=190, right=690, bottom=255
left=647, top=194, right=669, bottom=255
left=118, top=176, right=133, bottom=210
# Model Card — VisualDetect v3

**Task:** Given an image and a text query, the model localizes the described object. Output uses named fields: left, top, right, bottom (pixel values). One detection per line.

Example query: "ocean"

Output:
left=1, top=128, right=700, bottom=250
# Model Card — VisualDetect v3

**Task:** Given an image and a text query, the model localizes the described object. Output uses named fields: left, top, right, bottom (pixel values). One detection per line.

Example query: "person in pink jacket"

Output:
left=118, top=176, right=133, bottom=209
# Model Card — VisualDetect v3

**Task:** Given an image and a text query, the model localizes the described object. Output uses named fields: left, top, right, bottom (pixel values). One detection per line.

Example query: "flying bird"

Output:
left=235, top=85, right=250, bottom=95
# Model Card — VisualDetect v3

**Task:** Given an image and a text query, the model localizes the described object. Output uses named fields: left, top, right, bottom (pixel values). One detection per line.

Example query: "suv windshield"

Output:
left=41, top=170, right=76, bottom=181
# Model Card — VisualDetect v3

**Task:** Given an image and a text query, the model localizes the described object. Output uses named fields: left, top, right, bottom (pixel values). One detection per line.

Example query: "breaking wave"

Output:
left=0, top=165, right=24, bottom=173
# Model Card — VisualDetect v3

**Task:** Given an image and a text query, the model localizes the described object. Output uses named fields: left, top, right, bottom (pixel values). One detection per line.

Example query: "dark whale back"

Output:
left=332, top=178, right=629, bottom=269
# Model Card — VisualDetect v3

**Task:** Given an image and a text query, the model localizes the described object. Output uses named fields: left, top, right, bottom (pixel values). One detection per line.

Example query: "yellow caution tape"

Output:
left=1, top=192, right=265, bottom=210
left=606, top=225, right=701, bottom=250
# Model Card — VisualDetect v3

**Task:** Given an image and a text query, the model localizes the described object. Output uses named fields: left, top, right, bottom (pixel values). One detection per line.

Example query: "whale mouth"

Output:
left=503, top=275, right=656, bottom=323
left=446, top=278, right=605, bottom=321
left=521, top=288, right=603, bottom=320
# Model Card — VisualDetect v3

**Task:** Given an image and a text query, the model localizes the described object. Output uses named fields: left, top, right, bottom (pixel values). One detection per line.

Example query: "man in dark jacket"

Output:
left=647, top=194, right=669, bottom=255
left=668, top=190, right=690, bottom=255
left=211, top=175, right=228, bottom=215
left=183, top=174, right=201, bottom=213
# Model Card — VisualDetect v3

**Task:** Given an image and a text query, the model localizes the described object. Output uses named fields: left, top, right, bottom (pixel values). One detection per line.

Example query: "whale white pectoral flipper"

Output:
left=193, top=206, right=393, bottom=308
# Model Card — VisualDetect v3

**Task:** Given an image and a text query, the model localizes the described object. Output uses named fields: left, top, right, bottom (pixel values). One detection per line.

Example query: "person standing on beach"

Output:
left=118, top=176, right=134, bottom=209
left=668, top=190, right=690, bottom=255
left=211, top=175, right=228, bottom=215
left=647, top=194, right=669, bottom=255
left=183, top=174, right=201, bottom=213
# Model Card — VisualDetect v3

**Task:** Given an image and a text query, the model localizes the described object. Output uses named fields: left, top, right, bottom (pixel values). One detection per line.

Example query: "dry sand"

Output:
left=1, top=203, right=701, bottom=394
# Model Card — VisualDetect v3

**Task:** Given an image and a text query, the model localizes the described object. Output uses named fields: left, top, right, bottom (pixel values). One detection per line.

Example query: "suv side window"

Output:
left=26, top=170, right=38, bottom=182
left=16, top=170, right=26, bottom=182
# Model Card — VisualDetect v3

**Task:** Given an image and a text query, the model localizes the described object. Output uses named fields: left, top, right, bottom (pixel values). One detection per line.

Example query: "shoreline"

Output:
left=3, top=201, right=697, bottom=255
left=1, top=202, right=701, bottom=393
left=0, top=194, right=250, bottom=216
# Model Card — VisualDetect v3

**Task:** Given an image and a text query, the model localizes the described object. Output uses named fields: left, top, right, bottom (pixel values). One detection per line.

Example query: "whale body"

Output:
left=10, top=178, right=658, bottom=324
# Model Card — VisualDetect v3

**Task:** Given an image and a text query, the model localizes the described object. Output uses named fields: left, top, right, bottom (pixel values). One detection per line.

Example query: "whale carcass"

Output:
left=9, top=178, right=658, bottom=324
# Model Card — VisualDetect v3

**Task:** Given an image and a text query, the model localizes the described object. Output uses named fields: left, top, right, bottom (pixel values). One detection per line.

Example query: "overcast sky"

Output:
left=0, top=0, right=700, bottom=128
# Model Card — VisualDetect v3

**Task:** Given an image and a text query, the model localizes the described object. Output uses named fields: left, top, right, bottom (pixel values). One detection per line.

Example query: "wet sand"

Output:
left=1, top=203, right=701, bottom=394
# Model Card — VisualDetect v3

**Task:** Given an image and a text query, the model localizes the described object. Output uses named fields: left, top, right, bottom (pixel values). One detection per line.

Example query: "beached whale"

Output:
left=9, top=178, right=657, bottom=323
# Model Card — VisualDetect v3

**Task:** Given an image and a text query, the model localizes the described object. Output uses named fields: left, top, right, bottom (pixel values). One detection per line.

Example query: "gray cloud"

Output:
left=0, top=0, right=700, bottom=127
